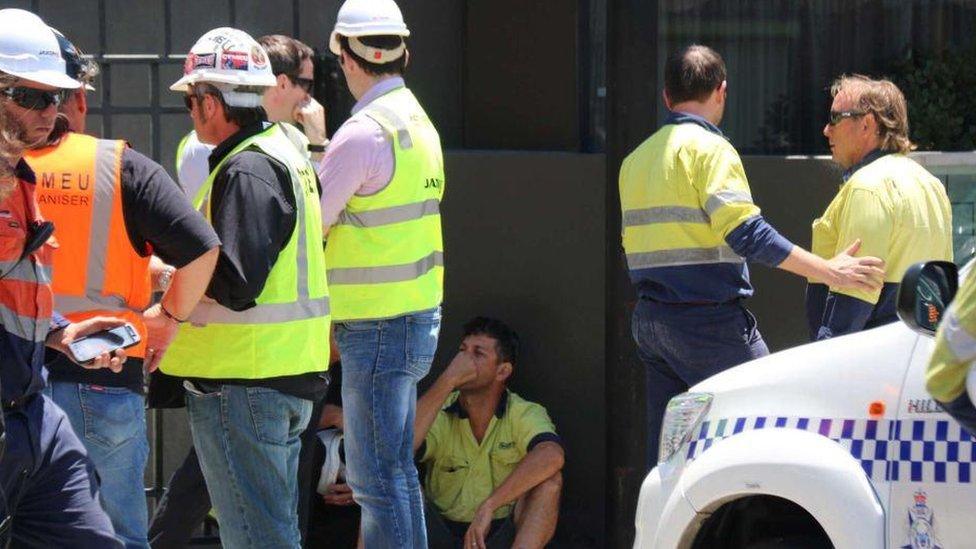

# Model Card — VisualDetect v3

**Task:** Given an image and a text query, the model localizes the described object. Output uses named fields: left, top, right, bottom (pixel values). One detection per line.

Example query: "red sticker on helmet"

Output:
left=221, top=51, right=249, bottom=70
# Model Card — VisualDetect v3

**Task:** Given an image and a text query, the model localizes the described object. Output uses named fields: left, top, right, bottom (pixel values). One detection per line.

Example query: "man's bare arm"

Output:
left=778, top=239, right=885, bottom=291
left=413, top=351, right=477, bottom=451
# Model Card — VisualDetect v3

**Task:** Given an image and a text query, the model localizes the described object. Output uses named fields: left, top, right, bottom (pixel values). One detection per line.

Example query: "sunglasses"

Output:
left=828, top=110, right=867, bottom=126
left=3, top=87, right=65, bottom=111
left=183, top=94, right=196, bottom=111
left=288, top=74, right=314, bottom=93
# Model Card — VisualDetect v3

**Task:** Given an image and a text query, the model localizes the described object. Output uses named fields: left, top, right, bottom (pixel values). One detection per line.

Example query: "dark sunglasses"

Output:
left=828, top=110, right=867, bottom=126
left=3, top=87, right=65, bottom=111
left=288, top=74, right=314, bottom=93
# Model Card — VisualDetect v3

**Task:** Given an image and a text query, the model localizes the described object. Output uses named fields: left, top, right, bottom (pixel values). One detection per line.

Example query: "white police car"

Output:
left=634, top=260, right=970, bottom=549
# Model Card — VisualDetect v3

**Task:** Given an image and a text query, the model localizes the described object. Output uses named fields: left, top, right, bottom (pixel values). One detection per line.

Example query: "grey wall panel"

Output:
left=106, top=0, right=165, bottom=54
left=160, top=112, right=193, bottom=177
left=37, top=1, right=100, bottom=56
left=298, top=0, right=340, bottom=52
left=236, top=0, right=295, bottom=40
left=398, top=0, right=464, bottom=149
left=110, top=64, right=152, bottom=107
left=112, top=114, right=152, bottom=153
left=159, top=63, right=186, bottom=107
left=743, top=156, right=844, bottom=351
left=170, top=0, right=231, bottom=55
left=438, top=151, right=607, bottom=546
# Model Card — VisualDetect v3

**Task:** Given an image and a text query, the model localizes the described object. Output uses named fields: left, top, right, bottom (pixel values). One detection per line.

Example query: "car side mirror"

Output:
left=897, top=261, right=959, bottom=336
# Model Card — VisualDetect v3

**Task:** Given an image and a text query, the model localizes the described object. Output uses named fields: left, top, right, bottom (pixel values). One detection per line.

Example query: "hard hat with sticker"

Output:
left=170, top=27, right=276, bottom=108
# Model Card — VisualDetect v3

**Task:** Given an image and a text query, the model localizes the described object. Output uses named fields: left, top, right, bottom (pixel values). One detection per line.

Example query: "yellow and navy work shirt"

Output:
left=806, top=150, right=952, bottom=340
left=619, top=111, right=794, bottom=304
left=419, top=390, right=561, bottom=523
left=927, top=268, right=976, bottom=435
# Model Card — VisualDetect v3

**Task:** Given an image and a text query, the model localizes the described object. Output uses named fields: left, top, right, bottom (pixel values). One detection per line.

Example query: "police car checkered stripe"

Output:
left=686, top=417, right=976, bottom=483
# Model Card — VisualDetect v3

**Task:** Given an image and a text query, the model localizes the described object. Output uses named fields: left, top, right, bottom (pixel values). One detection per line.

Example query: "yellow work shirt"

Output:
left=811, top=153, right=952, bottom=304
left=419, top=390, right=559, bottom=523
left=929, top=268, right=976, bottom=402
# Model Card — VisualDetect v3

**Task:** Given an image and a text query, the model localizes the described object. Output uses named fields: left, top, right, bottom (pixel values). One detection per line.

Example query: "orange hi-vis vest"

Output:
left=25, top=132, right=152, bottom=359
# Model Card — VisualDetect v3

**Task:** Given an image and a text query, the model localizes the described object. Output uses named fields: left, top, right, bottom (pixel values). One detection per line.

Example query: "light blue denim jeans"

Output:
left=185, top=383, right=312, bottom=549
left=44, top=381, right=149, bottom=549
left=335, top=308, right=441, bottom=549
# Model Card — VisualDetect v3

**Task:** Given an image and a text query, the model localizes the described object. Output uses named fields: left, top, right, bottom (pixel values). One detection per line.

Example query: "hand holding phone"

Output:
left=46, top=317, right=131, bottom=372
left=67, top=324, right=140, bottom=365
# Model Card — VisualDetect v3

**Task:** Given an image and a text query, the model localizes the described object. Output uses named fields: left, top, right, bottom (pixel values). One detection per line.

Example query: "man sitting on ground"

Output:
left=414, top=317, right=564, bottom=549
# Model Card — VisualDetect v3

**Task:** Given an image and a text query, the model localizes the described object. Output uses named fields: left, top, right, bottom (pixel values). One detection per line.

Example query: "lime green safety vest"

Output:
left=325, top=86, right=445, bottom=322
left=160, top=123, right=330, bottom=379
left=175, top=131, right=192, bottom=174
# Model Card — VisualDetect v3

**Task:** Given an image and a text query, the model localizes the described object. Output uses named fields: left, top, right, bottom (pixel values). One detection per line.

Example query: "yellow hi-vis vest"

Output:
left=160, top=123, right=330, bottom=379
left=325, top=86, right=445, bottom=322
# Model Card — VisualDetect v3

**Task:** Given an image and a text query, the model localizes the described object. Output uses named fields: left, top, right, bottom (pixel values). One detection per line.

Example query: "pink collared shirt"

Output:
left=317, top=77, right=403, bottom=229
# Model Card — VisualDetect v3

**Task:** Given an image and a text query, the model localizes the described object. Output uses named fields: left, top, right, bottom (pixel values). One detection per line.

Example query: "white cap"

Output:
left=329, top=0, right=410, bottom=61
left=170, top=27, right=276, bottom=108
left=0, top=9, right=81, bottom=89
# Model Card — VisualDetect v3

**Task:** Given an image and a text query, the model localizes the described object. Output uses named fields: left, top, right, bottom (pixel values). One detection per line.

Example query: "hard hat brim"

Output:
left=5, top=67, right=81, bottom=90
left=328, top=27, right=410, bottom=57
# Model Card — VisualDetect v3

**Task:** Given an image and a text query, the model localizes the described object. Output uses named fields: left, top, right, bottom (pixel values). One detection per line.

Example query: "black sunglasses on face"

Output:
left=3, top=87, right=65, bottom=111
left=828, top=110, right=867, bottom=126
left=288, top=74, right=314, bottom=93
left=183, top=94, right=195, bottom=111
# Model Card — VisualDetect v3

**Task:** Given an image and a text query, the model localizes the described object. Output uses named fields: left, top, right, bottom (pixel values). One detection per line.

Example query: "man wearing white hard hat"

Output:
left=0, top=8, right=132, bottom=548
left=319, top=0, right=445, bottom=546
left=22, top=28, right=219, bottom=549
left=160, top=27, right=331, bottom=548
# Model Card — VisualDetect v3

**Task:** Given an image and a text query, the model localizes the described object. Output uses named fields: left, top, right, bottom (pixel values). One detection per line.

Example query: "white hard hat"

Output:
left=329, top=0, right=410, bottom=60
left=0, top=9, right=81, bottom=89
left=170, top=27, right=276, bottom=108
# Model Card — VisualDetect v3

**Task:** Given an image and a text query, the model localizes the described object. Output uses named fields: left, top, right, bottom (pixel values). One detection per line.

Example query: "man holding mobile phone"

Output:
left=0, top=8, right=143, bottom=547
left=22, top=29, right=219, bottom=549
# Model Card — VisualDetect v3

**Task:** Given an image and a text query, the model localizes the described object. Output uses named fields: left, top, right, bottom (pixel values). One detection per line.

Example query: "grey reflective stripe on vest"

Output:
left=363, top=104, right=413, bottom=150
left=294, top=159, right=310, bottom=300
left=942, top=312, right=976, bottom=361
left=0, top=260, right=52, bottom=284
left=337, top=198, right=440, bottom=228
left=327, top=251, right=443, bottom=285
left=626, top=246, right=743, bottom=269
left=0, top=303, right=48, bottom=342
left=622, top=206, right=708, bottom=227
left=704, top=190, right=753, bottom=216
left=188, top=296, right=330, bottom=325
left=55, top=294, right=131, bottom=314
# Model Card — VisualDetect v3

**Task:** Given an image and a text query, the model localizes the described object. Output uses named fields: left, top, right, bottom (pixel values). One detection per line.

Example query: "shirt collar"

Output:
left=664, top=110, right=725, bottom=138
left=351, top=77, right=406, bottom=115
left=14, top=159, right=35, bottom=184
left=842, top=148, right=889, bottom=182
left=208, top=122, right=269, bottom=171
left=445, top=389, right=510, bottom=420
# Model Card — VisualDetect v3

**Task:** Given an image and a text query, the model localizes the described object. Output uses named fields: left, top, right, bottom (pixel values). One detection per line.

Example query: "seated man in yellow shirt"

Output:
left=807, top=74, right=953, bottom=340
left=414, top=317, right=564, bottom=549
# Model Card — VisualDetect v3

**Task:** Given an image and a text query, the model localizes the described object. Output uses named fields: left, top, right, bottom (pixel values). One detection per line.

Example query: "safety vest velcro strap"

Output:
left=337, top=199, right=440, bottom=228
left=626, top=246, right=743, bottom=269
left=0, top=260, right=52, bottom=284
left=363, top=104, right=413, bottom=150
left=188, top=296, right=330, bottom=326
left=941, top=312, right=976, bottom=362
left=328, top=251, right=443, bottom=285
left=622, top=206, right=708, bottom=227
left=0, top=303, right=48, bottom=342
left=55, top=294, right=134, bottom=314
left=704, top=190, right=753, bottom=215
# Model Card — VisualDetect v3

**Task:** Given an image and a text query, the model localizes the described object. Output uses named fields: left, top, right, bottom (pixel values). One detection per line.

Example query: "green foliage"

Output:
left=889, top=48, right=976, bottom=151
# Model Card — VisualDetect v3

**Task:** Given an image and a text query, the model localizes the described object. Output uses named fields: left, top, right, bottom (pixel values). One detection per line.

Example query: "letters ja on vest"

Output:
left=325, top=87, right=446, bottom=322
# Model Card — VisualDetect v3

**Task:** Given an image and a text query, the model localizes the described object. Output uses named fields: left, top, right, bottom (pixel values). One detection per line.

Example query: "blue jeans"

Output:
left=44, top=381, right=149, bottom=549
left=0, top=393, right=121, bottom=548
left=186, top=384, right=312, bottom=549
left=632, top=299, right=768, bottom=467
left=335, top=308, right=441, bottom=549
